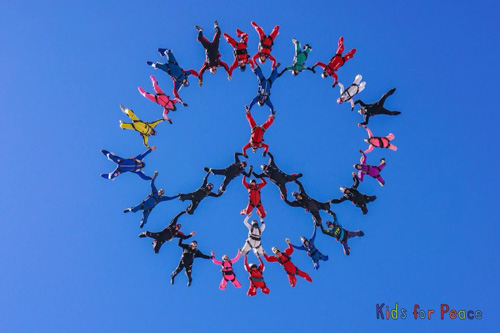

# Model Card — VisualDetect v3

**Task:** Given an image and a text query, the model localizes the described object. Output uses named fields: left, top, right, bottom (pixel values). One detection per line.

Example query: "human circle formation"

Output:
left=102, top=20, right=401, bottom=295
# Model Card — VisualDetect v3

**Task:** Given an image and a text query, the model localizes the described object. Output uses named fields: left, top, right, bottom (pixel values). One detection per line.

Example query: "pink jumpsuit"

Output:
left=138, top=75, right=181, bottom=123
left=362, top=125, right=397, bottom=153
left=212, top=252, right=242, bottom=290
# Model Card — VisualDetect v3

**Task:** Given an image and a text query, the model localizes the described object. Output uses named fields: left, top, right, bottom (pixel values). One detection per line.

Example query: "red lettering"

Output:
left=440, top=304, right=449, bottom=320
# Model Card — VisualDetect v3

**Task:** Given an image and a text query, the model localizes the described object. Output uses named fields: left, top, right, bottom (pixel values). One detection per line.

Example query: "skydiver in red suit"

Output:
left=312, top=36, right=356, bottom=87
left=240, top=176, right=267, bottom=218
left=263, top=239, right=312, bottom=287
left=223, top=29, right=255, bottom=79
left=250, top=21, right=279, bottom=67
left=242, top=106, right=275, bottom=157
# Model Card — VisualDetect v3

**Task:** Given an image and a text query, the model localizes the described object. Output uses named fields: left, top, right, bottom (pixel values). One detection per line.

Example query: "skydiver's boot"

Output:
left=358, top=231, right=365, bottom=237
left=195, top=25, right=202, bottom=32
left=138, top=232, right=147, bottom=238
left=187, top=278, right=192, bottom=287
left=123, top=208, right=131, bottom=213
left=158, top=48, right=167, bottom=56
left=170, top=275, right=175, bottom=285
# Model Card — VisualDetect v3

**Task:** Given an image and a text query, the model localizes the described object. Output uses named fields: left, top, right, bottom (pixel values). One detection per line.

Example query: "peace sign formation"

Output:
left=101, top=20, right=401, bottom=295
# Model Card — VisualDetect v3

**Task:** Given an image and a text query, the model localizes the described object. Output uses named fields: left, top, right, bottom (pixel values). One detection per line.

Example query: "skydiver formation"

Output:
left=102, top=20, right=402, bottom=293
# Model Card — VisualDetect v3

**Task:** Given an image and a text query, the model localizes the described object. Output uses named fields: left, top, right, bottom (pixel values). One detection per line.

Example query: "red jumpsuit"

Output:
left=251, top=21, right=279, bottom=67
left=313, top=36, right=356, bottom=86
left=244, top=255, right=269, bottom=296
left=242, top=110, right=274, bottom=156
left=263, top=243, right=312, bottom=287
left=240, top=176, right=267, bottom=218
left=223, top=29, right=255, bottom=77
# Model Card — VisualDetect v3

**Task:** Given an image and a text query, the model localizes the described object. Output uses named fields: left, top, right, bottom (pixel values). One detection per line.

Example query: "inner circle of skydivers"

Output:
left=102, top=20, right=402, bottom=293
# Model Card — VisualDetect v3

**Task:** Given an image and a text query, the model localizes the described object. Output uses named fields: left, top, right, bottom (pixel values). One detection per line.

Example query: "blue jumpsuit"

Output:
left=101, top=148, right=153, bottom=180
left=148, top=49, right=196, bottom=93
left=249, top=65, right=279, bottom=113
left=291, top=226, right=328, bottom=269
left=126, top=177, right=179, bottom=228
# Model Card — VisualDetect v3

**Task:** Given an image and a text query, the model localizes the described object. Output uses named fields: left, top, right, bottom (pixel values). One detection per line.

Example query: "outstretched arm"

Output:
left=363, top=125, right=373, bottom=138
left=245, top=108, right=257, bottom=128
left=150, top=173, right=158, bottom=192
left=311, top=225, right=317, bottom=242
left=231, top=251, right=241, bottom=263
left=354, top=99, right=367, bottom=107
left=291, top=243, right=305, bottom=251
left=360, top=151, right=367, bottom=165
left=284, top=242, right=294, bottom=255
left=243, top=214, right=252, bottom=230
left=258, top=256, right=265, bottom=271
left=201, top=171, right=210, bottom=187
left=330, top=196, right=347, bottom=204
left=134, top=147, right=154, bottom=161
left=242, top=175, right=249, bottom=189
left=284, top=197, right=301, bottom=207
left=234, top=152, right=244, bottom=163
left=319, top=223, right=328, bottom=235
left=195, top=250, right=212, bottom=260
left=295, top=180, right=306, bottom=194
left=352, top=173, right=360, bottom=189
left=259, top=177, right=267, bottom=188
left=244, top=255, right=250, bottom=271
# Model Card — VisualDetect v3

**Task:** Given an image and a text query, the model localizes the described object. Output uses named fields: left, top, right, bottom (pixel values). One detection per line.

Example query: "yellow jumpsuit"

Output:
left=119, top=107, right=164, bottom=148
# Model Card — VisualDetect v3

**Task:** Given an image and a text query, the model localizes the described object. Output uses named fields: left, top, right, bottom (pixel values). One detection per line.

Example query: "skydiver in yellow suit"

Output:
left=119, top=104, right=164, bottom=148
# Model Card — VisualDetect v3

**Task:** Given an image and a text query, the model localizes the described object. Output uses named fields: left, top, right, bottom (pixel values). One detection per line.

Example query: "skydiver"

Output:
left=242, top=106, right=275, bottom=157
left=355, top=150, right=386, bottom=186
left=279, top=38, right=315, bottom=76
left=241, top=176, right=267, bottom=218
left=195, top=21, right=230, bottom=85
left=312, top=36, right=356, bottom=87
left=118, top=104, right=164, bottom=149
left=223, top=28, right=255, bottom=78
left=361, top=125, right=397, bottom=154
left=138, top=211, right=195, bottom=253
left=252, top=152, right=302, bottom=200
left=330, top=172, right=377, bottom=215
left=244, top=254, right=270, bottom=296
left=123, top=171, right=179, bottom=228
left=171, top=240, right=211, bottom=287
left=146, top=48, right=198, bottom=102
left=251, top=21, right=279, bottom=67
left=263, top=240, right=312, bottom=287
left=354, top=88, right=401, bottom=126
left=290, top=225, right=328, bottom=270
left=100, top=146, right=155, bottom=181
left=211, top=250, right=242, bottom=290
left=138, top=75, right=186, bottom=124
left=240, top=214, right=266, bottom=256
left=204, top=152, right=251, bottom=194
left=284, top=180, right=337, bottom=225
left=337, top=74, right=366, bottom=110
left=178, top=171, right=221, bottom=215
left=248, top=63, right=280, bottom=114
left=320, top=221, right=364, bottom=256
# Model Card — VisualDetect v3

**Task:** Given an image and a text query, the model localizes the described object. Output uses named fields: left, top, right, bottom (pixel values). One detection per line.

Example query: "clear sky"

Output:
left=1, top=0, right=498, bottom=332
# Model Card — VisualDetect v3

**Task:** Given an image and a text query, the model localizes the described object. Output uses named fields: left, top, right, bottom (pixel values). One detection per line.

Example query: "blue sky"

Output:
left=1, top=0, right=498, bottom=332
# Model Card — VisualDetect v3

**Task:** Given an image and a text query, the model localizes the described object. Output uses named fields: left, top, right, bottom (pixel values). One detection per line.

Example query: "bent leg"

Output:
left=287, top=274, right=297, bottom=287
left=232, top=278, right=242, bottom=288
left=296, top=268, right=312, bottom=282
left=241, top=202, right=254, bottom=215
left=219, top=278, right=227, bottom=290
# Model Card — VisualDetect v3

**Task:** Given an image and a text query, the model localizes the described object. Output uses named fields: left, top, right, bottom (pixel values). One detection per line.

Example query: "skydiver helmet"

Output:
left=250, top=264, right=257, bottom=270
left=326, top=221, right=334, bottom=228
left=339, top=186, right=347, bottom=193
left=271, top=247, right=279, bottom=254
left=300, top=236, right=307, bottom=243
left=210, top=67, right=217, bottom=74
left=239, top=63, right=247, bottom=72
left=251, top=220, right=259, bottom=226
left=207, top=183, right=214, bottom=190
left=222, top=255, right=229, bottom=261
left=183, top=79, right=190, bottom=87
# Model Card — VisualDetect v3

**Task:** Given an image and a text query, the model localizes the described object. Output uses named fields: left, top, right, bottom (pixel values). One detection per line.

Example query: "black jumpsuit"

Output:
left=140, top=211, right=192, bottom=253
left=171, top=239, right=211, bottom=286
left=330, top=174, right=377, bottom=215
left=355, top=88, right=401, bottom=125
left=178, top=172, right=221, bottom=214
left=198, top=25, right=229, bottom=79
left=253, top=152, right=302, bottom=199
left=284, top=180, right=337, bottom=225
left=206, top=153, right=250, bottom=193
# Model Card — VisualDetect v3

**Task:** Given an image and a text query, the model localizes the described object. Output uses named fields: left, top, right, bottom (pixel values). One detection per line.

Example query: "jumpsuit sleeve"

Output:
left=363, top=125, right=373, bottom=138
left=231, top=251, right=241, bottom=263
left=352, top=174, right=360, bottom=189
left=242, top=176, right=250, bottom=189
left=149, top=119, right=165, bottom=128
left=263, top=253, right=276, bottom=262
left=259, top=177, right=267, bottom=189
left=142, top=135, right=150, bottom=149
left=201, top=172, right=210, bottom=187
left=136, top=171, right=152, bottom=181
left=260, top=221, right=265, bottom=232
left=354, top=100, right=367, bottom=107
left=234, top=152, right=244, bottom=163
left=291, top=243, right=305, bottom=251
left=176, top=232, right=192, bottom=240
left=330, top=196, right=347, bottom=204
left=267, top=152, right=276, bottom=166
left=134, top=148, right=153, bottom=161
left=207, top=191, right=222, bottom=198
left=311, top=226, right=317, bottom=242
left=259, top=257, right=265, bottom=271
left=252, top=171, right=264, bottom=178
left=244, top=255, right=250, bottom=272
left=284, top=198, right=301, bottom=207
left=246, top=109, right=256, bottom=129
left=150, top=177, right=158, bottom=193
left=195, top=250, right=212, bottom=260
left=178, top=239, right=188, bottom=249
left=159, top=195, right=179, bottom=202
left=243, top=215, right=252, bottom=230
left=284, top=243, right=294, bottom=255
left=296, top=180, right=306, bottom=194
left=360, top=152, right=367, bottom=165
left=212, top=257, right=222, bottom=265
left=319, top=224, right=328, bottom=235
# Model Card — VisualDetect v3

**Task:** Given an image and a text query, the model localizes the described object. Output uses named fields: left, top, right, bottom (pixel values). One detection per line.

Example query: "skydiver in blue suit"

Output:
left=123, top=171, right=180, bottom=228
left=248, top=63, right=280, bottom=114
left=146, top=49, right=199, bottom=103
left=290, top=224, right=329, bottom=270
left=100, top=147, right=156, bottom=181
